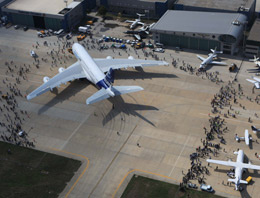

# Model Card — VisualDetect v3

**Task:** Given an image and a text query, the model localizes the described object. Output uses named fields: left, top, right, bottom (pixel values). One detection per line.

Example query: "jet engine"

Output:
left=58, top=67, right=65, bottom=73
left=43, top=76, right=50, bottom=83
left=106, top=56, right=113, bottom=59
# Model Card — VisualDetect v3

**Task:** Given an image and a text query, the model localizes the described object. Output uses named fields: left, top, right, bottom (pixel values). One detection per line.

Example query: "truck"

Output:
left=78, top=26, right=89, bottom=33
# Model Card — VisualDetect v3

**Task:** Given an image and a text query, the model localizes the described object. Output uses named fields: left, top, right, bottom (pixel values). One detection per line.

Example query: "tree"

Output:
left=98, top=6, right=107, bottom=16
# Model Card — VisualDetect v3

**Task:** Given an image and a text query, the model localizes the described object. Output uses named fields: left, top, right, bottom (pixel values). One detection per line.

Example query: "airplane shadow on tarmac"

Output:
left=37, top=69, right=177, bottom=116
left=114, top=68, right=178, bottom=80
left=103, top=95, right=158, bottom=126
left=38, top=79, right=90, bottom=114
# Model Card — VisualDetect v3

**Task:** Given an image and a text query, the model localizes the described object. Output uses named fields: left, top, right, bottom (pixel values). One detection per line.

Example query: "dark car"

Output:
left=23, top=26, right=28, bottom=31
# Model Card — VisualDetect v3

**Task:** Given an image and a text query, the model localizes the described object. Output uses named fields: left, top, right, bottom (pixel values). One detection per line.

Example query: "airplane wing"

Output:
left=94, top=59, right=168, bottom=73
left=210, top=61, right=227, bottom=65
left=245, top=129, right=249, bottom=145
left=27, top=61, right=86, bottom=100
left=207, top=159, right=237, bottom=167
left=197, top=55, right=205, bottom=61
left=137, top=22, right=145, bottom=26
left=253, top=77, right=260, bottom=82
left=125, top=20, right=134, bottom=23
left=242, top=163, right=260, bottom=170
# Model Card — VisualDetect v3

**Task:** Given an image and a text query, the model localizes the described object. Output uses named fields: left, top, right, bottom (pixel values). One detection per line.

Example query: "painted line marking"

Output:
left=50, top=148, right=90, bottom=198
left=168, top=134, right=191, bottom=177
left=112, top=168, right=240, bottom=198
left=60, top=115, right=89, bottom=150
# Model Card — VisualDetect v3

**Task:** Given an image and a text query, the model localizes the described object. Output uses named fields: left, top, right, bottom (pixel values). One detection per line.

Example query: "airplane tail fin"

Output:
left=210, top=47, right=223, bottom=54
left=251, top=125, right=258, bottom=133
left=86, top=86, right=143, bottom=105
left=105, top=68, right=114, bottom=84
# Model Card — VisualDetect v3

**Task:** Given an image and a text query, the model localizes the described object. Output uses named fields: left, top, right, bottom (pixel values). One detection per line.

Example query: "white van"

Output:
left=54, top=29, right=64, bottom=35
left=78, top=26, right=89, bottom=33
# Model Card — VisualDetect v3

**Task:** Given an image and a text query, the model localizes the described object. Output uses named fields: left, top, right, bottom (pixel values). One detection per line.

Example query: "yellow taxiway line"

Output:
left=112, top=168, right=240, bottom=198
left=50, top=148, right=90, bottom=198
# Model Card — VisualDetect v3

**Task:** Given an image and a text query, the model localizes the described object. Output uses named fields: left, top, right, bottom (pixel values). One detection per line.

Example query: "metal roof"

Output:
left=4, top=0, right=80, bottom=15
left=174, top=0, right=255, bottom=12
left=247, top=19, right=260, bottom=43
left=151, top=10, right=247, bottom=38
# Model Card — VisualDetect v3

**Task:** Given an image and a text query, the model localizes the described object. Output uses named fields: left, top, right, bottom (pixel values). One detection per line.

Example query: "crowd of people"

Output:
left=0, top=60, right=34, bottom=148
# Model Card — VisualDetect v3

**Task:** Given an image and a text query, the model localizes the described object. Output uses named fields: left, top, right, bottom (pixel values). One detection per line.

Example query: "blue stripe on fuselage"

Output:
left=96, top=79, right=110, bottom=89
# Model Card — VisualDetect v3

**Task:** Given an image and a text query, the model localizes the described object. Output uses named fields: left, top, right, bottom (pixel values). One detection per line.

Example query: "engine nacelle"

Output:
left=58, top=67, right=65, bottom=73
left=128, top=56, right=134, bottom=60
left=43, top=76, right=50, bottom=83
left=106, top=56, right=113, bottom=59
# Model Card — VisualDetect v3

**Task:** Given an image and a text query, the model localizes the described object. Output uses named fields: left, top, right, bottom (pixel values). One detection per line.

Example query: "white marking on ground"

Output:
left=168, top=134, right=191, bottom=177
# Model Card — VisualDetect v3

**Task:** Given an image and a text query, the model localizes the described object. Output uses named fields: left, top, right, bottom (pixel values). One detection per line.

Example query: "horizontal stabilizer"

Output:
left=86, top=86, right=143, bottom=105
left=240, top=180, right=248, bottom=184
left=111, top=86, right=143, bottom=96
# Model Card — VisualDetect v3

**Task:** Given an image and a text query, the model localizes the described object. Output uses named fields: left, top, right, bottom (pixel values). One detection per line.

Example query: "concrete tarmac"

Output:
left=0, top=21, right=260, bottom=198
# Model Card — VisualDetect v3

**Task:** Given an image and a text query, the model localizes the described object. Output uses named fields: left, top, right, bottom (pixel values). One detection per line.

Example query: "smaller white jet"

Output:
left=207, top=150, right=260, bottom=190
left=246, top=76, right=260, bottom=88
left=249, top=55, right=260, bottom=67
left=196, top=48, right=226, bottom=71
left=251, top=125, right=260, bottom=134
left=125, top=13, right=145, bottom=29
left=235, top=129, right=252, bottom=146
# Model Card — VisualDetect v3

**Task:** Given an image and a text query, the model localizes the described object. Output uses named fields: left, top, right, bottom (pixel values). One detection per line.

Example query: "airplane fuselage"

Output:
left=72, top=43, right=114, bottom=96
left=200, top=53, right=215, bottom=69
left=130, top=19, right=140, bottom=29
left=234, top=150, right=244, bottom=188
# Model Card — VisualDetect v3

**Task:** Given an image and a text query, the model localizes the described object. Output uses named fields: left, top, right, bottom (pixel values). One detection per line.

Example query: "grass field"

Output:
left=0, top=141, right=81, bottom=198
left=121, top=175, right=225, bottom=198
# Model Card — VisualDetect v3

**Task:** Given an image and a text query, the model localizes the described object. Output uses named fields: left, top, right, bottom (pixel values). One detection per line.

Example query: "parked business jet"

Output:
left=235, top=129, right=252, bottom=146
left=251, top=125, right=260, bottom=134
left=207, top=150, right=260, bottom=190
left=196, top=48, right=226, bottom=71
left=249, top=56, right=260, bottom=67
left=246, top=76, right=260, bottom=89
left=27, top=43, right=168, bottom=105
left=125, top=13, right=145, bottom=29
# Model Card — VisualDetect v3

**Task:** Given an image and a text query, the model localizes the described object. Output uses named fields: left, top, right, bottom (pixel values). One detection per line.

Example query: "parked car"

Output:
left=200, top=184, right=214, bottom=193
left=188, top=183, right=198, bottom=189
left=153, top=48, right=165, bottom=53
left=14, top=25, right=19, bottom=29
left=23, top=26, right=28, bottom=31
left=30, top=50, right=36, bottom=58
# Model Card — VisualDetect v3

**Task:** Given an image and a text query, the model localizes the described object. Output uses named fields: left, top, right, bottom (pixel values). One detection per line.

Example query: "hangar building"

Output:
left=0, top=0, right=12, bottom=15
left=98, top=0, right=175, bottom=18
left=151, top=10, right=247, bottom=55
left=173, top=0, right=256, bottom=23
left=245, top=19, right=260, bottom=57
left=1, top=0, right=87, bottom=31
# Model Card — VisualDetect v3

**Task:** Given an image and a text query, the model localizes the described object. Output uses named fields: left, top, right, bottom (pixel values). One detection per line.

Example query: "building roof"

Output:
left=4, top=0, right=79, bottom=15
left=151, top=10, right=247, bottom=38
left=247, top=19, right=260, bottom=42
left=174, top=0, right=254, bottom=12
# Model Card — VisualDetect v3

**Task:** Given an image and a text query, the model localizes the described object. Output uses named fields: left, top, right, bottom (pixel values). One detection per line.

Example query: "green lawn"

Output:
left=121, top=175, right=225, bottom=198
left=0, top=141, right=81, bottom=198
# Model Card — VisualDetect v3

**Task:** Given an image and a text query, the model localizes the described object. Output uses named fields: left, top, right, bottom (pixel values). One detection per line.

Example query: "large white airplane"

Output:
left=249, top=56, right=260, bottom=67
left=246, top=76, right=260, bottom=88
left=235, top=129, right=252, bottom=146
left=27, top=43, right=168, bottom=105
left=125, top=13, right=145, bottom=29
left=207, top=150, right=260, bottom=190
left=196, top=48, right=226, bottom=71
